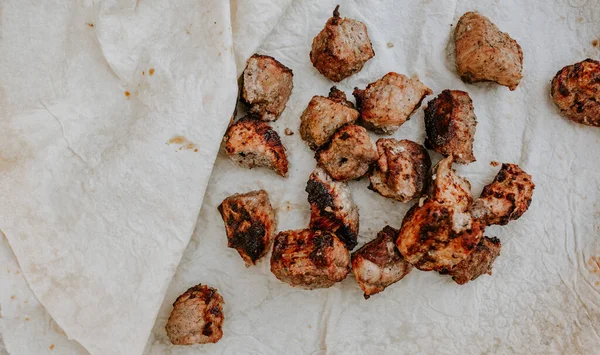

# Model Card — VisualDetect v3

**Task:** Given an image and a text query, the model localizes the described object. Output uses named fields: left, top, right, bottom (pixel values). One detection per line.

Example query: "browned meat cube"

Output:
left=306, top=167, right=359, bottom=250
left=470, top=163, right=534, bottom=226
left=270, top=229, right=351, bottom=289
left=426, top=156, right=472, bottom=211
left=551, top=58, right=600, bottom=126
left=369, top=139, right=431, bottom=202
left=352, top=226, right=413, bottom=299
left=424, top=90, right=477, bottom=164
left=166, top=284, right=225, bottom=345
left=241, top=54, right=294, bottom=121
left=444, top=236, right=501, bottom=285
left=396, top=200, right=484, bottom=272
left=300, top=87, right=359, bottom=150
left=316, top=124, right=378, bottom=181
left=224, top=117, right=288, bottom=177
left=455, top=12, right=523, bottom=90
left=353, top=72, right=432, bottom=134
left=217, top=190, right=276, bottom=266
left=310, top=6, right=375, bottom=82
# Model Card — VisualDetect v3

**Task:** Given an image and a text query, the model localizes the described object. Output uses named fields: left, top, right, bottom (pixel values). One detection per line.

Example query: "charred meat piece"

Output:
left=550, top=58, right=600, bottom=126
left=166, top=284, right=225, bottom=345
left=316, top=124, right=378, bottom=181
left=470, top=163, right=534, bottom=226
left=369, top=139, right=431, bottom=202
left=352, top=226, right=413, bottom=299
left=270, top=229, right=351, bottom=289
left=306, top=167, right=359, bottom=250
left=224, top=117, right=288, bottom=177
left=396, top=199, right=484, bottom=272
left=444, top=236, right=501, bottom=285
left=455, top=12, right=523, bottom=90
left=241, top=54, right=294, bottom=121
left=424, top=90, right=477, bottom=164
left=426, top=156, right=472, bottom=211
left=353, top=72, right=432, bottom=134
left=310, top=6, right=375, bottom=82
left=300, top=87, right=359, bottom=150
left=217, top=190, right=276, bottom=266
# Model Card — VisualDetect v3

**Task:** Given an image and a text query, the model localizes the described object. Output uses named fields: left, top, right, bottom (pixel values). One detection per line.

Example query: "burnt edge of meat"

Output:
left=306, top=177, right=358, bottom=250
left=424, top=90, right=454, bottom=150
left=217, top=200, right=268, bottom=263
left=329, top=86, right=355, bottom=108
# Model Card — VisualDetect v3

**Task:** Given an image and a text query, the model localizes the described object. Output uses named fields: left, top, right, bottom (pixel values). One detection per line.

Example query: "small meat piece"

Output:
left=352, top=226, right=413, bottom=299
left=300, top=87, right=359, bottom=150
left=241, top=54, right=294, bottom=121
left=166, top=284, right=225, bottom=345
left=369, top=139, right=431, bottom=202
left=353, top=72, right=433, bottom=134
left=396, top=199, right=484, bottom=271
left=550, top=58, right=600, bottom=126
left=426, top=156, right=472, bottom=211
left=310, top=6, right=375, bottom=82
left=306, top=167, right=359, bottom=250
left=455, top=12, right=523, bottom=90
left=224, top=117, right=288, bottom=177
left=470, top=163, right=534, bottom=226
left=316, top=124, right=378, bottom=181
left=217, top=190, right=276, bottom=266
left=445, top=236, right=501, bottom=285
left=424, top=90, right=477, bottom=164
left=270, top=229, right=351, bottom=289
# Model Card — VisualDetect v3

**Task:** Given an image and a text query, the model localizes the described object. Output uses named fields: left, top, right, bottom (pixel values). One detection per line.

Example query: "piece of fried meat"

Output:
left=217, top=190, right=276, bottom=266
left=310, top=6, right=375, bottom=82
left=352, top=226, right=413, bottom=299
left=316, top=124, right=378, bottom=181
left=443, top=236, right=501, bottom=285
left=241, top=54, right=294, bottom=121
left=470, top=163, right=534, bottom=226
left=353, top=72, right=432, bottom=134
left=166, top=284, right=225, bottom=345
left=306, top=167, right=359, bottom=250
left=270, top=229, right=351, bottom=289
left=551, top=58, right=600, bottom=127
left=424, top=90, right=477, bottom=164
left=224, top=117, right=288, bottom=177
left=300, top=87, right=359, bottom=150
left=369, top=139, right=431, bottom=202
left=455, top=12, right=523, bottom=90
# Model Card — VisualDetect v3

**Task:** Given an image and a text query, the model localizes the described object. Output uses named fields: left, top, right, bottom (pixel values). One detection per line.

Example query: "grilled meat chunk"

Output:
left=270, top=229, right=351, bottom=289
left=427, top=156, right=472, bottom=211
left=424, top=90, right=477, bottom=164
left=551, top=58, right=600, bottom=126
left=310, top=6, right=375, bottom=82
left=353, top=72, right=432, bottom=134
left=396, top=199, right=484, bottom=272
left=369, top=139, right=431, bottom=202
left=455, top=12, right=523, bottom=90
left=300, top=87, right=359, bottom=150
left=166, top=284, right=225, bottom=345
left=352, top=226, right=413, bottom=299
left=397, top=157, right=483, bottom=271
left=316, top=124, right=378, bottom=181
left=217, top=190, right=276, bottom=266
left=306, top=167, right=359, bottom=250
left=224, top=117, right=288, bottom=177
left=445, top=236, right=501, bottom=285
left=241, top=54, right=294, bottom=121
left=470, top=163, right=534, bottom=226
